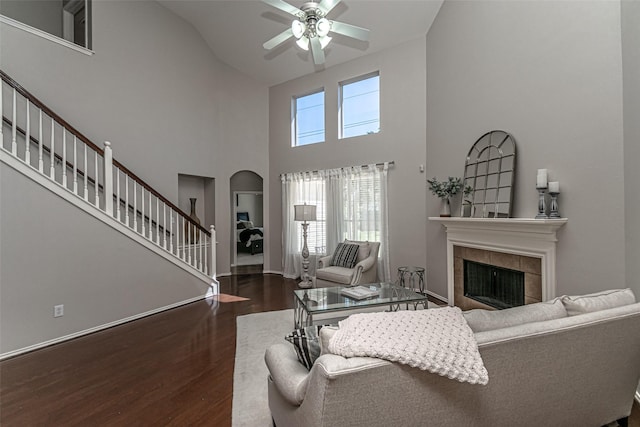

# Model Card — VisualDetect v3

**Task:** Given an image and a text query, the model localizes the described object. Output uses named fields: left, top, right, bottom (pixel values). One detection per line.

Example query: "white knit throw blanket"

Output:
left=327, top=307, right=489, bottom=385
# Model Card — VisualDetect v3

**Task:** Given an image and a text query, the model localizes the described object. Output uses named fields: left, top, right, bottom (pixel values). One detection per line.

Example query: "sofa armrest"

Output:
left=264, top=343, right=310, bottom=406
left=318, top=255, right=332, bottom=268
left=314, top=353, right=390, bottom=379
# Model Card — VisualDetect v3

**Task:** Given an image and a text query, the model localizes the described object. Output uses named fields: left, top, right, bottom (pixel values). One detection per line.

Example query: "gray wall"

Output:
left=268, top=37, right=428, bottom=278
left=622, top=0, right=640, bottom=299
left=0, top=0, right=269, bottom=352
left=0, top=0, right=270, bottom=277
left=425, top=0, right=626, bottom=299
left=1, top=0, right=63, bottom=38
left=0, top=164, right=209, bottom=354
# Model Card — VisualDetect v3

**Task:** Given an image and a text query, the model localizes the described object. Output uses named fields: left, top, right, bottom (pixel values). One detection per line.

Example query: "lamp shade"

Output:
left=294, top=204, right=317, bottom=221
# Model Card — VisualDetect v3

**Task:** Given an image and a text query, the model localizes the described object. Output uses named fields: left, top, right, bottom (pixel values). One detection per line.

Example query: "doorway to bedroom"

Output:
left=230, top=171, right=264, bottom=274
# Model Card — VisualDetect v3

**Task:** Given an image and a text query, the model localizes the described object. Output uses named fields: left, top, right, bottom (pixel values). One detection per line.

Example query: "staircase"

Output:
left=0, top=70, right=219, bottom=356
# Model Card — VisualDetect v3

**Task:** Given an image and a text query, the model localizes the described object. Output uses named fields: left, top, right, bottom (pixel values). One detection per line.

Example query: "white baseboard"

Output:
left=426, top=290, right=448, bottom=304
left=0, top=294, right=209, bottom=360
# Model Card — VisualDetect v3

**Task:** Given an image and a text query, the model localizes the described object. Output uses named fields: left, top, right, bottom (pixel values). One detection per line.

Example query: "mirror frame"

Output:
left=461, top=130, right=517, bottom=218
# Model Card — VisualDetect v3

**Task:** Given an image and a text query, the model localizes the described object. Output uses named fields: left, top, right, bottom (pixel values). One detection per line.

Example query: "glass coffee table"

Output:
left=293, top=282, right=429, bottom=328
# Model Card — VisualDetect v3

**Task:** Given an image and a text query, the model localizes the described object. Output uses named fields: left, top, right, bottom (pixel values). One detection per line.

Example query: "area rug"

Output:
left=232, top=309, right=293, bottom=427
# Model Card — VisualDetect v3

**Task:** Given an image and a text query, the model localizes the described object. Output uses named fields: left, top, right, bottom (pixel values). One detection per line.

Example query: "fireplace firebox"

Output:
left=464, top=260, right=525, bottom=309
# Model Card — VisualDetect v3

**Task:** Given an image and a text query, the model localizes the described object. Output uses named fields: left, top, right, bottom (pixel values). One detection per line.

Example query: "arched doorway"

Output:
left=230, top=171, right=263, bottom=274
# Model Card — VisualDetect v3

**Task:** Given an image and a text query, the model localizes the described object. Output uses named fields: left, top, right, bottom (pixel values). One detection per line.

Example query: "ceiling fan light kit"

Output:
left=262, top=0, right=370, bottom=65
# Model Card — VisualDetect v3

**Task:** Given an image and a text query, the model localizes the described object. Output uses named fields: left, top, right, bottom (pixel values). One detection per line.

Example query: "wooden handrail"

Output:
left=2, top=116, right=173, bottom=236
left=1, top=69, right=209, bottom=236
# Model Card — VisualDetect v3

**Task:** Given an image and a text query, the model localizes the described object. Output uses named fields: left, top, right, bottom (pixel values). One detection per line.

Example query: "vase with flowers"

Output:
left=427, top=176, right=464, bottom=217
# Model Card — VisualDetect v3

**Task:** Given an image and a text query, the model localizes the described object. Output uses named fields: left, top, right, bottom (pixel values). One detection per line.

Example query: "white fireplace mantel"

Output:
left=429, top=217, right=568, bottom=305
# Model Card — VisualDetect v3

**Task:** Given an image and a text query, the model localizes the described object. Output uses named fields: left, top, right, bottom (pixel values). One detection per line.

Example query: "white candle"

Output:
left=536, top=169, right=548, bottom=188
left=548, top=181, right=560, bottom=193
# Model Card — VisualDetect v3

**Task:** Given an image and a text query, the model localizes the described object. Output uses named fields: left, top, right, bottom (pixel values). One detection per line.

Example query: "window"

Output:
left=282, top=163, right=390, bottom=281
left=292, top=90, right=325, bottom=146
left=339, top=72, right=380, bottom=139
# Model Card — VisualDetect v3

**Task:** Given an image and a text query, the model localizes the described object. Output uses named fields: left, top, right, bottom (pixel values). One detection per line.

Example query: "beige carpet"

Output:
left=233, top=309, right=293, bottom=427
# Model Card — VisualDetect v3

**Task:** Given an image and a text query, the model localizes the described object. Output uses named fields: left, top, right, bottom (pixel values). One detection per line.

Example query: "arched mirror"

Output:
left=461, top=130, right=516, bottom=218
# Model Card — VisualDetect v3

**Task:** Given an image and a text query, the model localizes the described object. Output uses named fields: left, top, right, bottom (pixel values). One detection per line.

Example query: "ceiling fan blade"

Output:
left=310, top=36, right=325, bottom=65
left=262, top=0, right=304, bottom=18
left=263, top=28, right=294, bottom=50
left=329, top=20, right=370, bottom=41
left=317, top=0, right=341, bottom=15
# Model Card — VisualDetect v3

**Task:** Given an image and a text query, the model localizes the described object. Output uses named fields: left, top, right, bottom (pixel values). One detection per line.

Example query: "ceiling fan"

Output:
left=262, top=0, right=370, bottom=65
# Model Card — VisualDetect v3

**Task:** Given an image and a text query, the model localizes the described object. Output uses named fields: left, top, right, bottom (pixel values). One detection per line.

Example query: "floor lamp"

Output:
left=294, top=204, right=316, bottom=289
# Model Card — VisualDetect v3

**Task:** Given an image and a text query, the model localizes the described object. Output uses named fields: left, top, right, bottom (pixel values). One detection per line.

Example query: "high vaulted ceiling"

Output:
left=158, top=0, right=444, bottom=87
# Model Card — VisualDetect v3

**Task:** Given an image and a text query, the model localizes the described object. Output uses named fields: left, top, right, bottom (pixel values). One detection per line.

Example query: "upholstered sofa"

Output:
left=315, top=240, right=380, bottom=288
left=265, top=289, right=640, bottom=427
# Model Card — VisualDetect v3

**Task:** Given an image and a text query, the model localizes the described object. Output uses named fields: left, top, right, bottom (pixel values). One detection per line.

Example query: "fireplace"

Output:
left=464, top=260, right=525, bottom=309
left=429, top=217, right=568, bottom=308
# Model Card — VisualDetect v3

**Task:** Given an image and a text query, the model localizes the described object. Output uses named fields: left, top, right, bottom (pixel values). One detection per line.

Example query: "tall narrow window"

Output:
left=293, top=90, right=325, bottom=146
left=339, top=72, right=380, bottom=139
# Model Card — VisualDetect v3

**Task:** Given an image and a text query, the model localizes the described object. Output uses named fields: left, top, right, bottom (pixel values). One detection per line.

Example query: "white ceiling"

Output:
left=158, top=0, right=444, bottom=86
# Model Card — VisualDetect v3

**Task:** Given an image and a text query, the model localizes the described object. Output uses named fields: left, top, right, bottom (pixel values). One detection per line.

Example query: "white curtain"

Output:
left=281, top=163, right=390, bottom=281
left=281, top=172, right=326, bottom=279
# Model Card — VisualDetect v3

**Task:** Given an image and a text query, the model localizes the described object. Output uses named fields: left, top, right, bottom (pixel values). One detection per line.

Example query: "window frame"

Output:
left=338, top=71, right=380, bottom=140
left=291, top=88, right=326, bottom=147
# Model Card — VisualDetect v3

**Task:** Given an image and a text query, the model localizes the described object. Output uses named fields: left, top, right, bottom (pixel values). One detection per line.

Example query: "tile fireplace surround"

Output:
left=429, top=217, right=568, bottom=308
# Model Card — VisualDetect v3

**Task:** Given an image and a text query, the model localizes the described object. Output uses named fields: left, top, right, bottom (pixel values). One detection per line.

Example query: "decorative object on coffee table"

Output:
left=427, top=176, right=463, bottom=217
left=294, top=203, right=316, bottom=289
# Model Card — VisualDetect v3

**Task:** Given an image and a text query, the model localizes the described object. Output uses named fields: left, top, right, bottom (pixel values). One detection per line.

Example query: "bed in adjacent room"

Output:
left=236, top=212, right=264, bottom=255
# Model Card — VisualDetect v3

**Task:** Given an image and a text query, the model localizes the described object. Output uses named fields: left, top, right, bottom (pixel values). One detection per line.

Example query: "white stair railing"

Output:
left=1, top=70, right=218, bottom=285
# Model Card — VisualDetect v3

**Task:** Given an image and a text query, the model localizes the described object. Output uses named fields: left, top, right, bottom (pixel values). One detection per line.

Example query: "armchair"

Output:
left=315, top=240, right=380, bottom=288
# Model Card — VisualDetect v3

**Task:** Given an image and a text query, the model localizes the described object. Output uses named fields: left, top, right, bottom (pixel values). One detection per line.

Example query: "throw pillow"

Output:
left=463, top=297, right=567, bottom=333
left=330, top=243, right=360, bottom=268
left=561, top=288, right=636, bottom=316
left=285, top=325, right=325, bottom=370
left=344, top=240, right=371, bottom=262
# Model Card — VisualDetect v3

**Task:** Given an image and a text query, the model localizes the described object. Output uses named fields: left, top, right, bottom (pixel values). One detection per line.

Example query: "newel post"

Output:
left=210, top=225, right=219, bottom=294
left=104, top=141, right=113, bottom=215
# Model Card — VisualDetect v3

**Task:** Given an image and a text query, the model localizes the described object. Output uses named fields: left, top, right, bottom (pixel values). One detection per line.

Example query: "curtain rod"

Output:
left=280, top=161, right=395, bottom=177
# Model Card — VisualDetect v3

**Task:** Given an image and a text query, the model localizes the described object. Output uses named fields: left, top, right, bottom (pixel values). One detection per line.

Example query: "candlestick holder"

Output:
left=549, top=192, right=560, bottom=218
left=535, top=187, right=548, bottom=219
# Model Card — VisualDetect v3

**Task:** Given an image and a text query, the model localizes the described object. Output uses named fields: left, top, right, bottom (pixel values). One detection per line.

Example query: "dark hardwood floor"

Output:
left=1, top=274, right=638, bottom=426
left=0, top=273, right=297, bottom=426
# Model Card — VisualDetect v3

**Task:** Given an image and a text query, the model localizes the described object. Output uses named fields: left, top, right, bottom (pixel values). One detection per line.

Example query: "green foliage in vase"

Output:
left=427, top=176, right=464, bottom=199
left=463, top=185, right=474, bottom=204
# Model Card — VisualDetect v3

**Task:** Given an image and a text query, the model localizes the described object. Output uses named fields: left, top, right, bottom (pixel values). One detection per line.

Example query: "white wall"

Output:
left=268, top=37, right=428, bottom=278
left=425, top=0, right=626, bottom=299
left=0, top=0, right=270, bottom=276
left=622, top=0, right=640, bottom=299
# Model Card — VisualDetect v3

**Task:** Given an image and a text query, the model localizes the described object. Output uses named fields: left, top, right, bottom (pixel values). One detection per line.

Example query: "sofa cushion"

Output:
left=330, top=243, right=360, bottom=268
left=463, top=297, right=567, bottom=333
left=561, top=288, right=636, bottom=316
left=344, top=240, right=371, bottom=262
left=285, top=325, right=325, bottom=370
left=316, top=266, right=354, bottom=285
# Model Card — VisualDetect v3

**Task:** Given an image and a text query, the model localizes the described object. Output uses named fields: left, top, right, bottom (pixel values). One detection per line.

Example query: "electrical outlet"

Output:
left=54, top=304, right=64, bottom=318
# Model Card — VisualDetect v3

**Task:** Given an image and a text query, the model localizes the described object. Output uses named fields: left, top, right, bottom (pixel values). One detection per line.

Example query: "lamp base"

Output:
left=298, top=279, right=313, bottom=289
